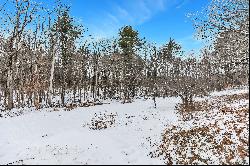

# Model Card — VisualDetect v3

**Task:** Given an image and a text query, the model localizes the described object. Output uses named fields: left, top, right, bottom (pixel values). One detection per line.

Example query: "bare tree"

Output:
left=0, top=0, right=39, bottom=109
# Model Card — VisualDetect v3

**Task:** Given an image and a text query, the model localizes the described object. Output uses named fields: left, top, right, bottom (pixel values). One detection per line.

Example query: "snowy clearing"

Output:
left=0, top=87, right=249, bottom=165
left=0, top=97, right=180, bottom=165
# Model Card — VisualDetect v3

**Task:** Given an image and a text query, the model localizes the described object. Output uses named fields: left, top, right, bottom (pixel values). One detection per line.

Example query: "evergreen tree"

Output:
left=118, top=25, right=143, bottom=102
left=52, top=8, right=82, bottom=106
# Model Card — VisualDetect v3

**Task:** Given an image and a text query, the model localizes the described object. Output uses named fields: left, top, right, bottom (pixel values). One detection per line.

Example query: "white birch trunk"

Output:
left=48, top=50, right=55, bottom=106
left=7, top=66, right=13, bottom=110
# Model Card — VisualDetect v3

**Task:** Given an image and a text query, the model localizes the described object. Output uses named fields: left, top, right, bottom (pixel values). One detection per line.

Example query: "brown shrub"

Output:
left=89, top=112, right=117, bottom=130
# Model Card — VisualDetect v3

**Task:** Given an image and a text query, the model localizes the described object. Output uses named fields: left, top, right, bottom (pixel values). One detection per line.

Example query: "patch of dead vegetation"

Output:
left=151, top=92, right=249, bottom=165
left=87, top=111, right=118, bottom=130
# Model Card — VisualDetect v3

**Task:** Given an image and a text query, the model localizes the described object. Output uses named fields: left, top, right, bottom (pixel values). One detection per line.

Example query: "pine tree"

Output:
left=52, top=8, right=82, bottom=106
left=118, top=25, right=143, bottom=102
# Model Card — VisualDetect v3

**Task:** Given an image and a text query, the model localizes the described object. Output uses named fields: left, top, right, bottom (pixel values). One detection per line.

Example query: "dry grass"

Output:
left=151, top=92, right=249, bottom=165
left=88, top=111, right=118, bottom=130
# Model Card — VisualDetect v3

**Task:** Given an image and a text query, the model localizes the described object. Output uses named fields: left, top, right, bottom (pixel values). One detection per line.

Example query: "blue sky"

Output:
left=2, top=0, right=210, bottom=54
left=63, top=0, right=210, bottom=54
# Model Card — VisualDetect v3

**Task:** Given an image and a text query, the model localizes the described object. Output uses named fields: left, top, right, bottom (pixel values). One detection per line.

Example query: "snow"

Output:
left=150, top=87, right=249, bottom=165
left=210, top=86, right=249, bottom=97
left=0, top=97, right=181, bottom=165
left=0, top=86, right=248, bottom=165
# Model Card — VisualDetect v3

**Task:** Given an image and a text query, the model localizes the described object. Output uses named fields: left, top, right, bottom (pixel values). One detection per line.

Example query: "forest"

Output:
left=0, top=0, right=248, bottom=110
left=0, top=0, right=249, bottom=165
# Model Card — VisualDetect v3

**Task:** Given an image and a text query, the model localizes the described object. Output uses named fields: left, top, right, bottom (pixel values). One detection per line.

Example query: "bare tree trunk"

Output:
left=73, top=86, right=76, bottom=103
left=79, top=88, right=82, bottom=103
left=83, top=86, right=86, bottom=101
left=7, top=65, right=14, bottom=110
left=48, top=49, right=55, bottom=106
left=153, top=92, right=157, bottom=108
left=94, top=71, right=98, bottom=101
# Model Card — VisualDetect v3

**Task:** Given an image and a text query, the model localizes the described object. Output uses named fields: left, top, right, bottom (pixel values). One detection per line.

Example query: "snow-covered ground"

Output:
left=210, top=85, right=249, bottom=97
left=0, top=86, right=249, bottom=165
left=151, top=87, right=249, bottom=165
left=0, top=97, right=180, bottom=165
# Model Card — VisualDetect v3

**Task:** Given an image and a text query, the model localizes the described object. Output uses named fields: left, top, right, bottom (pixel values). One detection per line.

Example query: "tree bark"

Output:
left=48, top=47, right=55, bottom=106
left=7, top=64, right=14, bottom=110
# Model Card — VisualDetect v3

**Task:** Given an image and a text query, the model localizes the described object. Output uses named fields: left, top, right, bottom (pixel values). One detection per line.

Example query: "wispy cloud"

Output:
left=87, top=0, right=169, bottom=39
left=107, top=13, right=119, bottom=24
left=115, top=0, right=167, bottom=24
left=176, top=0, right=189, bottom=9
left=178, top=35, right=204, bottom=55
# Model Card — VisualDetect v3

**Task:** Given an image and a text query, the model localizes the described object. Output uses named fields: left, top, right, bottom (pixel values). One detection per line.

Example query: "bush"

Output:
left=89, top=111, right=117, bottom=130
left=151, top=92, right=249, bottom=165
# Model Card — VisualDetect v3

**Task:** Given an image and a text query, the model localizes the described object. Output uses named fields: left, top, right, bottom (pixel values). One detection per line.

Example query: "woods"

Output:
left=0, top=0, right=248, bottom=110
left=0, top=0, right=249, bottom=165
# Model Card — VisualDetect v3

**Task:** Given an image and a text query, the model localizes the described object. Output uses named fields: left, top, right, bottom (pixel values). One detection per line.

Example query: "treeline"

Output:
left=0, top=0, right=248, bottom=110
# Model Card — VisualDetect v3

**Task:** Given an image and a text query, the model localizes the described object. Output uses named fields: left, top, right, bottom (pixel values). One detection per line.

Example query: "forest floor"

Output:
left=0, top=86, right=248, bottom=165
